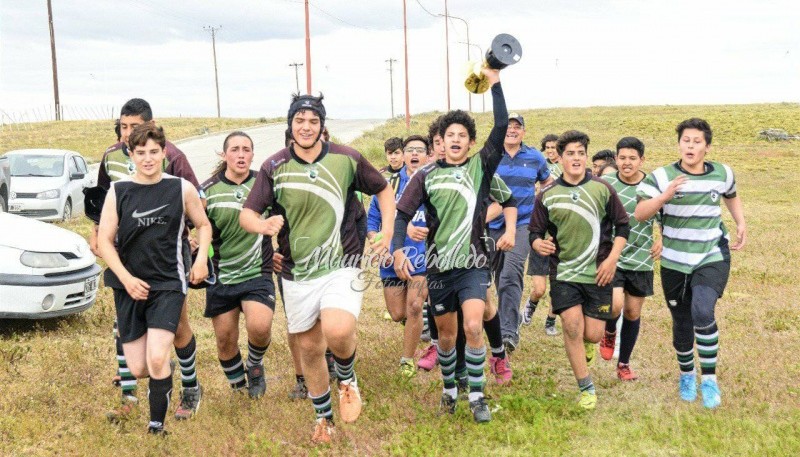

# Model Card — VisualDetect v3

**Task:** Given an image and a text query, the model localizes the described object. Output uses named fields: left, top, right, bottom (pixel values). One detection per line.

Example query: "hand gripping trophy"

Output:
left=464, top=33, right=522, bottom=94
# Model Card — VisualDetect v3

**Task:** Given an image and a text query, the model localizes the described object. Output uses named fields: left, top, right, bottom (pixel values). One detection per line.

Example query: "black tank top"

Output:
left=104, top=175, right=187, bottom=293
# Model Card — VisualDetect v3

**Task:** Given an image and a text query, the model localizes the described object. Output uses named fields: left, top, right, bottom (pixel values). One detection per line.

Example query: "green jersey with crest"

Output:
left=602, top=172, right=657, bottom=271
left=202, top=170, right=272, bottom=284
left=529, top=174, right=630, bottom=283
left=395, top=82, right=510, bottom=275
left=244, top=143, right=387, bottom=281
left=546, top=159, right=563, bottom=180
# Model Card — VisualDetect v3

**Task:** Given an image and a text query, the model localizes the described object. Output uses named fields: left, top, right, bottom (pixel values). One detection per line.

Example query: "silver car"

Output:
left=3, top=149, right=94, bottom=221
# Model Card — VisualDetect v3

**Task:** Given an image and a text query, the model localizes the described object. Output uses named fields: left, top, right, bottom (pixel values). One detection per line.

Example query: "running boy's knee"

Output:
left=690, top=285, right=718, bottom=328
left=561, top=315, right=582, bottom=340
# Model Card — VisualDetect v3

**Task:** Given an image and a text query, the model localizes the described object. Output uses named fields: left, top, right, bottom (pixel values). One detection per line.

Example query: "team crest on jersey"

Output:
left=307, top=166, right=319, bottom=181
left=453, top=169, right=463, bottom=181
left=126, top=160, right=136, bottom=175
left=570, top=190, right=579, bottom=202
left=234, top=189, right=245, bottom=201
left=709, top=190, right=719, bottom=202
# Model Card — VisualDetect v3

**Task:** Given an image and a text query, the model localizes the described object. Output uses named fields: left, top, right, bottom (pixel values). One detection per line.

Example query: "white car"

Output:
left=0, top=212, right=100, bottom=319
left=3, top=149, right=94, bottom=221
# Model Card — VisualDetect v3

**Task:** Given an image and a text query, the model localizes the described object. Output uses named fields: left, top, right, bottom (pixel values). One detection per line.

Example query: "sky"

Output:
left=1, top=0, right=798, bottom=122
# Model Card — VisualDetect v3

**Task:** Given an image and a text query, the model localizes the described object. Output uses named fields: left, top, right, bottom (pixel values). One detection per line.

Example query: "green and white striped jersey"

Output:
left=602, top=172, right=657, bottom=272
left=546, top=159, right=563, bottom=180
left=202, top=171, right=273, bottom=284
left=636, top=161, right=736, bottom=274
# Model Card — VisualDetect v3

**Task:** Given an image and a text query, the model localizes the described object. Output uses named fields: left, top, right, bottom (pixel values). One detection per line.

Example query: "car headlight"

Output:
left=20, top=251, right=69, bottom=268
left=37, top=189, right=60, bottom=200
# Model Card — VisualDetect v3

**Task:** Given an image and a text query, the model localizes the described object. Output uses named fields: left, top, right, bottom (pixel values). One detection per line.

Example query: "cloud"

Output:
left=1, top=0, right=798, bottom=120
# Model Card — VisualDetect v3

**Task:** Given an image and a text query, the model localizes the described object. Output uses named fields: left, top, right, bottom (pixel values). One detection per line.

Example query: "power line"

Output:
left=414, top=0, right=440, bottom=17
left=308, top=2, right=402, bottom=31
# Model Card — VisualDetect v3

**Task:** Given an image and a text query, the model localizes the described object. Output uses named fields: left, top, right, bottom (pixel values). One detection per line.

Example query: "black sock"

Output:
left=247, top=340, right=269, bottom=368
left=605, top=315, right=619, bottom=334
left=220, top=352, right=246, bottom=389
left=310, top=388, right=333, bottom=421
left=296, top=374, right=305, bottom=383
left=695, top=321, right=719, bottom=377
left=455, top=313, right=466, bottom=376
left=618, top=317, right=640, bottom=365
left=545, top=316, right=556, bottom=327
left=333, top=350, right=356, bottom=382
left=483, top=313, right=505, bottom=359
left=528, top=299, right=539, bottom=312
left=148, top=375, right=172, bottom=429
left=175, top=336, right=198, bottom=389
left=115, top=320, right=137, bottom=396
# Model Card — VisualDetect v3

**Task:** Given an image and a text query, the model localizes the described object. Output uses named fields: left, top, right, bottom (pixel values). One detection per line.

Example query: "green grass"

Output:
left=0, top=117, right=281, bottom=163
left=1, top=104, right=800, bottom=456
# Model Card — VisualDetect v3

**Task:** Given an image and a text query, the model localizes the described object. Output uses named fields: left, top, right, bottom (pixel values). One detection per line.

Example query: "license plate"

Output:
left=9, top=204, right=21, bottom=212
left=85, top=276, right=98, bottom=294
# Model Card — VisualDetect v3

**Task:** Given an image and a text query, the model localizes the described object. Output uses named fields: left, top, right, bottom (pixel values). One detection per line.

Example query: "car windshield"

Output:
left=9, top=155, right=64, bottom=177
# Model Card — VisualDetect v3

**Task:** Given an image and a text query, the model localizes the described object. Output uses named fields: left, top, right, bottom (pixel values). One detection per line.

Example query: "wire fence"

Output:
left=0, top=105, right=117, bottom=126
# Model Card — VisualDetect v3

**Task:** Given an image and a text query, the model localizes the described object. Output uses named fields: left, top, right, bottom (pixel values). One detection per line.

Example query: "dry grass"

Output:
left=2, top=104, right=800, bottom=456
left=0, top=117, right=281, bottom=163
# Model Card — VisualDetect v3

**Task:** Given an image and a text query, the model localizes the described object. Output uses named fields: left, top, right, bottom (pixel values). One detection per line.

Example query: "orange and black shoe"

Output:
left=599, top=331, right=616, bottom=361
left=616, top=363, right=639, bottom=381
left=312, top=417, right=334, bottom=444
left=106, top=395, right=138, bottom=423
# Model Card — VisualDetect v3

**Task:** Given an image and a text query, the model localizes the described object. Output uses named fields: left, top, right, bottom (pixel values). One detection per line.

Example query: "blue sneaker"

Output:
left=679, top=373, right=697, bottom=402
left=700, top=378, right=721, bottom=409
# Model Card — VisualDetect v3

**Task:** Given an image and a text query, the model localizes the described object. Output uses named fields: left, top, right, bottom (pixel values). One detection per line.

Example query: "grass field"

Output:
left=0, top=117, right=280, bottom=163
left=1, top=104, right=800, bottom=456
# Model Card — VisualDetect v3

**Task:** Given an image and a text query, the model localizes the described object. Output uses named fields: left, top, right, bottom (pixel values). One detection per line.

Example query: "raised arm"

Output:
left=480, top=69, right=508, bottom=176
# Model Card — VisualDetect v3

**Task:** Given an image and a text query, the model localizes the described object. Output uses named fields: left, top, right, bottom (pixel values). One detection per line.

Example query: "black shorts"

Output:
left=612, top=269, right=654, bottom=297
left=381, top=277, right=407, bottom=288
left=527, top=249, right=551, bottom=277
left=428, top=268, right=491, bottom=317
left=114, top=289, right=186, bottom=343
left=205, top=275, right=276, bottom=318
left=550, top=280, right=613, bottom=320
left=661, top=261, right=730, bottom=308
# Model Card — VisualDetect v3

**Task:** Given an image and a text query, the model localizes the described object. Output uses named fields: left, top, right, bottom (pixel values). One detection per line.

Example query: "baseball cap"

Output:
left=508, top=112, right=525, bottom=128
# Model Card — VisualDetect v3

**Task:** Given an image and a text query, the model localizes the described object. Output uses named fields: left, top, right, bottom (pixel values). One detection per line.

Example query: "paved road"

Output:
left=176, top=119, right=386, bottom=180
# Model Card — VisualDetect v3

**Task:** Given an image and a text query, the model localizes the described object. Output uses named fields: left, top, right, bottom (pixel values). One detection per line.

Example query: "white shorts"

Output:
left=282, top=267, right=365, bottom=334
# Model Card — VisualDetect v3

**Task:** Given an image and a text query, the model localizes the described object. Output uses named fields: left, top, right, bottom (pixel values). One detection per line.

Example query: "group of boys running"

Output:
left=91, top=66, right=746, bottom=444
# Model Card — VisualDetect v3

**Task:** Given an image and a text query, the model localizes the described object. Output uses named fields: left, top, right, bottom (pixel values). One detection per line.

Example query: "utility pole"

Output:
left=402, top=0, right=410, bottom=130
left=204, top=25, right=222, bottom=118
left=441, top=14, right=470, bottom=111
left=444, top=0, right=451, bottom=110
left=47, top=0, right=61, bottom=121
left=304, top=0, right=312, bottom=94
left=386, top=58, right=397, bottom=118
left=289, top=62, right=304, bottom=93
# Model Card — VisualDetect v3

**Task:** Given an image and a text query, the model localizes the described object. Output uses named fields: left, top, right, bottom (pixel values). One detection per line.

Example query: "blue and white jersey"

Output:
left=488, top=143, right=550, bottom=230
left=368, top=166, right=427, bottom=278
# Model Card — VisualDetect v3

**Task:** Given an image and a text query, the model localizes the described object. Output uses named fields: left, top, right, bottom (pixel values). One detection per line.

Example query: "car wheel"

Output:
left=62, top=199, right=72, bottom=221
left=0, top=194, right=6, bottom=213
